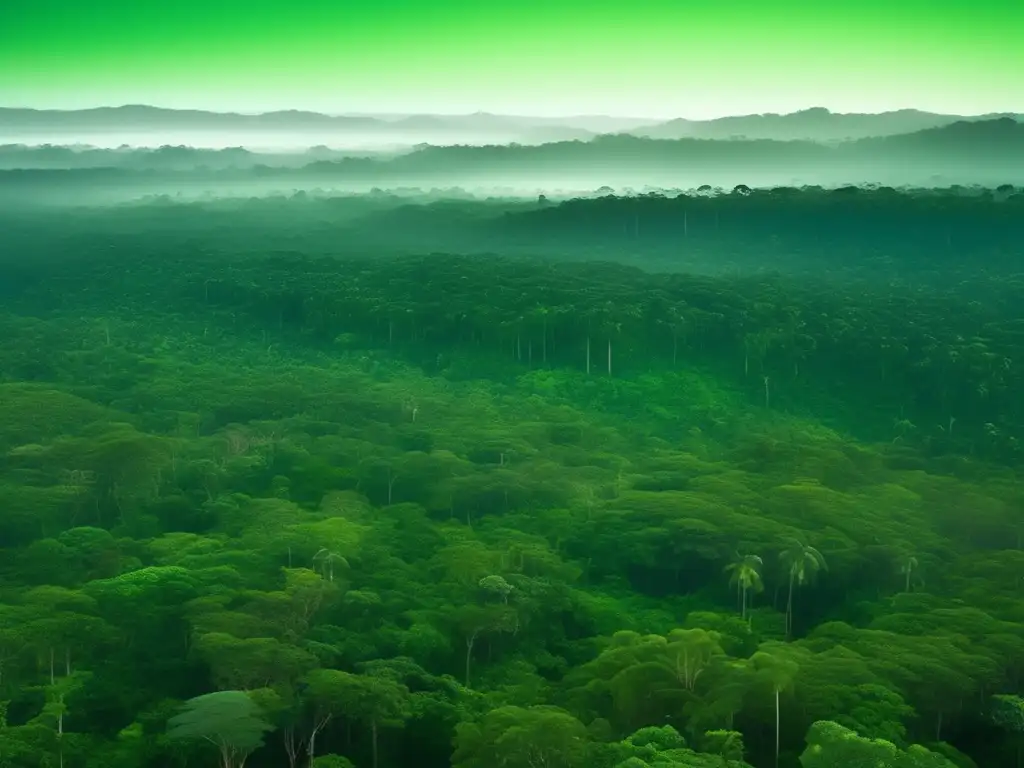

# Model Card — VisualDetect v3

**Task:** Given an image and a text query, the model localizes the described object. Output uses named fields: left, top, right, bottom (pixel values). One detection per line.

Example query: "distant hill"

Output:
left=632, top=107, right=1024, bottom=142
left=851, top=116, right=1024, bottom=153
left=0, top=105, right=611, bottom=144
left=0, top=143, right=391, bottom=171
left=1, top=118, right=1020, bottom=194
left=4, top=105, right=1021, bottom=148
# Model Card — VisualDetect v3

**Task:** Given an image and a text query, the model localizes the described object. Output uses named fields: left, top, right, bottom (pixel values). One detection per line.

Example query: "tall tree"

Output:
left=330, top=668, right=411, bottom=768
left=751, top=645, right=800, bottom=768
left=779, top=539, right=827, bottom=638
left=725, top=554, right=764, bottom=621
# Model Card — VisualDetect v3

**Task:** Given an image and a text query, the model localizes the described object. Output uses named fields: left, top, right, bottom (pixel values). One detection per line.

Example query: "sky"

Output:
left=1, top=0, right=1022, bottom=119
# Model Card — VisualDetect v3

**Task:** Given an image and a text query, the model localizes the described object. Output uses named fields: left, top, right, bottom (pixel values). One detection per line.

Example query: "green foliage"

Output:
left=167, top=691, right=274, bottom=768
left=991, top=694, right=1024, bottom=733
left=608, top=725, right=755, bottom=767
left=452, top=705, right=589, bottom=768
left=313, top=756, right=356, bottom=768
left=799, top=720, right=958, bottom=768
left=0, top=197, right=1021, bottom=768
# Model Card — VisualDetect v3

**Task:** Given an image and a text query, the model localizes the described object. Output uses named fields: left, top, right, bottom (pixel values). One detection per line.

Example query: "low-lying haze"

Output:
left=1, top=112, right=1021, bottom=204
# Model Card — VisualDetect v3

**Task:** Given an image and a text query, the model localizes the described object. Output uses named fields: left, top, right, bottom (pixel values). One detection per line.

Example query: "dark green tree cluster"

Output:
left=501, top=184, right=1024, bottom=257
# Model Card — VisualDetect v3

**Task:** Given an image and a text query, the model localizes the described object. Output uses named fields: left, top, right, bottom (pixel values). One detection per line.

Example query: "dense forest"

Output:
left=0, top=189, right=1022, bottom=768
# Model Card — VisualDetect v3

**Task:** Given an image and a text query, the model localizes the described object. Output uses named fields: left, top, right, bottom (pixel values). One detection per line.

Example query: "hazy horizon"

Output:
left=2, top=103, right=1022, bottom=122
left=4, top=104, right=1024, bottom=123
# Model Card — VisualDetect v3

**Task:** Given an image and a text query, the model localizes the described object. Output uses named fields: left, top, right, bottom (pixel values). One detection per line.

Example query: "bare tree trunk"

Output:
left=307, top=714, right=332, bottom=768
left=775, top=687, right=781, bottom=768
left=786, top=575, right=795, bottom=638
left=465, top=631, right=479, bottom=687
left=283, top=727, right=301, bottom=768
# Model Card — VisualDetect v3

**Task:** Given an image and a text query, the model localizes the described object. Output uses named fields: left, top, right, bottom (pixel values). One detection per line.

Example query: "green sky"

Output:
left=1, top=0, right=1021, bottom=117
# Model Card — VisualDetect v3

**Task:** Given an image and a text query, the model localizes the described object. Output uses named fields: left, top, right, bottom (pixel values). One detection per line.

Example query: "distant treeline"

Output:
left=4, top=186, right=1022, bottom=280
left=0, top=120, right=1022, bottom=186
left=0, top=143, right=394, bottom=171
left=485, top=186, right=1024, bottom=262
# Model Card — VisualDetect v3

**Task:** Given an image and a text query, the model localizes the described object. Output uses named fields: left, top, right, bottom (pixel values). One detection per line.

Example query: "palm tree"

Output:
left=725, top=553, right=764, bottom=621
left=779, top=538, right=827, bottom=638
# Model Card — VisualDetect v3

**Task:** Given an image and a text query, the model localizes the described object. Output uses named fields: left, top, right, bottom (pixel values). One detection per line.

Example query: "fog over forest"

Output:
left=0, top=108, right=1022, bottom=203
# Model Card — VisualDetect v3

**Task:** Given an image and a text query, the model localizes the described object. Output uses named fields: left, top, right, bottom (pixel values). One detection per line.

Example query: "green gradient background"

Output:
left=1, top=0, right=1021, bottom=117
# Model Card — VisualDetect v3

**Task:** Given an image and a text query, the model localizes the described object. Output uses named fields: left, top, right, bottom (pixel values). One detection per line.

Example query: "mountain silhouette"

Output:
left=0, top=105, right=606, bottom=143
left=634, top=107, right=1024, bottom=142
left=3, top=105, right=1020, bottom=146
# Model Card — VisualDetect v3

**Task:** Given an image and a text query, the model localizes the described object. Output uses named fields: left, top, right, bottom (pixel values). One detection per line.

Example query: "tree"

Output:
left=0, top=720, right=59, bottom=768
left=192, top=632, right=318, bottom=691
left=247, top=687, right=306, bottom=768
left=799, top=720, right=958, bottom=768
left=991, top=695, right=1024, bottom=768
left=562, top=628, right=730, bottom=736
left=899, top=555, right=918, bottom=593
left=454, top=603, right=519, bottom=688
left=751, top=644, right=800, bottom=768
left=606, top=724, right=754, bottom=767
left=0, top=606, right=30, bottom=693
left=301, top=669, right=350, bottom=766
left=665, top=628, right=726, bottom=693
left=725, top=554, right=763, bottom=621
left=29, top=669, right=91, bottom=768
left=478, top=574, right=513, bottom=603
left=452, top=705, right=589, bottom=768
left=20, top=588, right=113, bottom=683
left=166, top=691, right=274, bottom=768
left=313, top=757, right=355, bottom=768
left=703, top=729, right=747, bottom=765
left=329, top=668, right=411, bottom=768
left=312, top=548, right=348, bottom=582
left=779, top=539, right=827, bottom=638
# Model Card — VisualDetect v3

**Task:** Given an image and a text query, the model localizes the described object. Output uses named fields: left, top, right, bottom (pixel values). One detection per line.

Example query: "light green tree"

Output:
left=166, top=690, right=274, bottom=768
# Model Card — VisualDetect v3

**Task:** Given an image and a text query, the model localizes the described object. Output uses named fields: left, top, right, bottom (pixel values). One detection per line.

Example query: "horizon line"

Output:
left=2, top=103, right=1023, bottom=122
